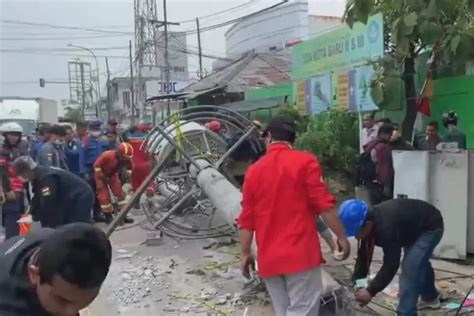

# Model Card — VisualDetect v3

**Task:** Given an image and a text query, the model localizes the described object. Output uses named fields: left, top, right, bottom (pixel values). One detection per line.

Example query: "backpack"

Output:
left=356, top=152, right=377, bottom=185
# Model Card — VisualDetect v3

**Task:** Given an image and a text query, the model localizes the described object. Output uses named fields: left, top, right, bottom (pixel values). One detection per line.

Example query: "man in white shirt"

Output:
left=360, top=114, right=378, bottom=153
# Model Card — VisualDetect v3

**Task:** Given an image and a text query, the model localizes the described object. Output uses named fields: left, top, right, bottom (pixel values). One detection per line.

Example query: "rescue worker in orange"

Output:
left=93, top=143, right=135, bottom=224
left=127, top=124, right=155, bottom=208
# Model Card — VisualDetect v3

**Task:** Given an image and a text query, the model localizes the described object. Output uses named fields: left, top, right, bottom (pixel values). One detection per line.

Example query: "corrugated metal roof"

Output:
left=180, top=52, right=290, bottom=97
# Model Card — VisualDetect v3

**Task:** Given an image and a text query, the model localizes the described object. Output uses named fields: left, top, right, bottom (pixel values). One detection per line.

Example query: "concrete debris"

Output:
left=111, top=256, right=171, bottom=306
left=145, top=232, right=163, bottom=246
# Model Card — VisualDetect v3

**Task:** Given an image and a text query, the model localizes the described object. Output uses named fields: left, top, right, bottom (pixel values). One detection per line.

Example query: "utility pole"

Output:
left=163, top=0, right=171, bottom=116
left=105, top=57, right=111, bottom=121
left=196, top=17, right=203, bottom=80
left=129, top=40, right=136, bottom=124
left=79, top=63, right=86, bottom=121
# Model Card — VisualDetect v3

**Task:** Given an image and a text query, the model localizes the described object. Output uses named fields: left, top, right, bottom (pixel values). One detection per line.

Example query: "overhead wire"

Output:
left=176, top=0, right=288, bottom=35
left=176, top=0, right=260, bottom=24
left=0, top=19, right=133, bottom=34
left=0, top=34, right=131, bottom=41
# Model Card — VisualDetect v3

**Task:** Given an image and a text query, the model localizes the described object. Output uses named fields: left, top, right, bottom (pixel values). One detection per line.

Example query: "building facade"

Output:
left=213, top=0, right=342, bottom=70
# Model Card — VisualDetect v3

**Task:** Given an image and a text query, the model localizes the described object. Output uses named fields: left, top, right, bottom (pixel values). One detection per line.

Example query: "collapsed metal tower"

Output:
left=106, top=106, right=354, bottom=315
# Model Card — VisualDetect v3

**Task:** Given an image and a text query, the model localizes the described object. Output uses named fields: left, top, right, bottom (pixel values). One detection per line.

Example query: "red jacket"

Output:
left=237, top=143, right=335, bottom=278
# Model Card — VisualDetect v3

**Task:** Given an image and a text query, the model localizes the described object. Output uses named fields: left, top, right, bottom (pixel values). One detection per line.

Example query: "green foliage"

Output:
left=347, top=0, right=474, bottom=138
left=64, top=107, right=83, bottom=123
left=296, top=110, right=359, bottom=176
left=277, top=105, right=310, bottom=134
left=346, top=0, right=474, bottom=62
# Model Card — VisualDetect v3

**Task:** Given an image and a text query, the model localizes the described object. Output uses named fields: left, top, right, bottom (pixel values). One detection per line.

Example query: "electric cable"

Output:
left=0, top=19, right=133, bottom=34
left=178, top=1, right=288, bottom=35
left=177, top=0, right=260, bottom=24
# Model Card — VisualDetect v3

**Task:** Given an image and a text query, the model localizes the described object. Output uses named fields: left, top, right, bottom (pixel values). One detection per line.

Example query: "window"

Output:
left=123, top=91, right=131, bottom=109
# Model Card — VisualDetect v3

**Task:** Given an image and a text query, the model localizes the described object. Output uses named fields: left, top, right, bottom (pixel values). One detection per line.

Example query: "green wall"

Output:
left=245, top=82, right=293, bottom=101
left=429, top=75, right=474, bottom=148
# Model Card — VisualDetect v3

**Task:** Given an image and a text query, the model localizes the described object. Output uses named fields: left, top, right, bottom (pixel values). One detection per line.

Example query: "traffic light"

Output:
left=39, top=78, right=45, bottom=88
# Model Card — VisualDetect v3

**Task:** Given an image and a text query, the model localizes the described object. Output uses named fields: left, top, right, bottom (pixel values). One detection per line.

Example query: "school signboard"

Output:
left=291, top=13, right=384, bottom=81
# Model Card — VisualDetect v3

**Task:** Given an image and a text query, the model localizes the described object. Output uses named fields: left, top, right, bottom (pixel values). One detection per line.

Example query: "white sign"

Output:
left=145, top=80, right=188, bottom=98
left=155, top=31, right=189, bottom=82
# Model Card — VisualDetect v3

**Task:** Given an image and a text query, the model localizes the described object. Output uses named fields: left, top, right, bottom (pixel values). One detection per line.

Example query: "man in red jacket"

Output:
left=237, top=116, right=350, bottom=316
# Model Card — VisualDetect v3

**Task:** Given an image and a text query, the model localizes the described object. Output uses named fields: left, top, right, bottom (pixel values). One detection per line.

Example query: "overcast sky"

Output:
left=0, top=0, right=346, bottom=100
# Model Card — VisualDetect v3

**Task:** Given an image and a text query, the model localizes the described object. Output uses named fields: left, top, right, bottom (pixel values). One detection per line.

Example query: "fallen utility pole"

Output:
left=105, top=159, right=166, bottom=237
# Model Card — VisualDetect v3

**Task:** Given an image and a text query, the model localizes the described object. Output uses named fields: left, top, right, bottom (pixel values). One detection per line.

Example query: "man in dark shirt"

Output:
left=13, top=156, right=94, bottom=228
left=338, top=198, right=444, bottom=315
left=442, top=111, right=467, bottom=149
left=0, top=223, right=111, bottom=316
left=417, top=121, right=441, bottom=150
left=363, top=124, right=395, bottom=204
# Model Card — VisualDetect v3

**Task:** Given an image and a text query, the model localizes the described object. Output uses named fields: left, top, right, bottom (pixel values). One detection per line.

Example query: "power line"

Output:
left=0, top=46, right=129, bottom=52
left=0, top=34, right=131, bottom=41
left=0, top=19, right=133, bottom=35
left=176, top=0, right=288, bottom=35
left=177, top=0, right=260, bottom=23
left=0, top=49, right=128, bottom=59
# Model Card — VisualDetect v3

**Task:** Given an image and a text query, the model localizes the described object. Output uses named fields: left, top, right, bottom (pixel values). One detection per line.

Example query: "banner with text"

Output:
left=291, top=13, right=383, bottom=81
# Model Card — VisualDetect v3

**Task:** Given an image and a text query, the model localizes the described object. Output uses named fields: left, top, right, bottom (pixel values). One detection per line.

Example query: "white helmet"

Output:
left=0, top=122, right=23, bottom=134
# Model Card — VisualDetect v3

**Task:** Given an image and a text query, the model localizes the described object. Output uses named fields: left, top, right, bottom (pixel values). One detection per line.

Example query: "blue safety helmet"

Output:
left=338, top=199, right=368, bottom=237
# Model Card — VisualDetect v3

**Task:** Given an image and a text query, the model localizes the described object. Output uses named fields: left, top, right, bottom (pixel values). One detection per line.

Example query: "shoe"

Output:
left=418, top=296, right=441, bottom=310
left=93, top=214, right=107, bottom=223
left=105, top=214, right=113, bottom=224
left=123, top=216, right=134, bottom=224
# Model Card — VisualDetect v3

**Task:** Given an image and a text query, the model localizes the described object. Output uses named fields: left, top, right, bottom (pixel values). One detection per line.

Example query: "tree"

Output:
left=296, top=110, right=359, bottom=177
left=346, top=0, right=474, bottom=139
left=64, top=107, right=83, bottom=123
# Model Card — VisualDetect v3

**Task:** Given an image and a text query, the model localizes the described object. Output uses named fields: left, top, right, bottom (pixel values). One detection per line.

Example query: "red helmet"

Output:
left=117, top=142, right=134, bottom=159
left=206, top=120, right=221, bottom=133
left=136, top=123, right=151, bottom=133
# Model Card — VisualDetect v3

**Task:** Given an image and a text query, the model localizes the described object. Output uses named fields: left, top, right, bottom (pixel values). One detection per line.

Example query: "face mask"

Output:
left=54, top=139, right=64, bottom=146
left=90, top=131, right=101, bottom=137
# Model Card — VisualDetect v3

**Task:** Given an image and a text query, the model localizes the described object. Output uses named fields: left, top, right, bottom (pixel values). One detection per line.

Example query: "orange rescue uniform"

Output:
left=93, top=150, right=133, bottom=214
left=128, top=135, right=155, bottom=193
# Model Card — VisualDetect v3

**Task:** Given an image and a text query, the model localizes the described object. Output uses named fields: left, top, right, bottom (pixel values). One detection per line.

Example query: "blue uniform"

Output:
left=83, top=135, right=108, bottom=175
left=30, top=139, right=45, bottom=160
left=36, top=142, right=69, bottom=170
left=64, top=139, right=85, bottom=176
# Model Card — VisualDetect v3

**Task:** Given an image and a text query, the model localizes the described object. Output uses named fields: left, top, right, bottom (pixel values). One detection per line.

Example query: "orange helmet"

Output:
left=117, top=142, right=134, bottom=159
left=206, top=120, right=221, bottom=133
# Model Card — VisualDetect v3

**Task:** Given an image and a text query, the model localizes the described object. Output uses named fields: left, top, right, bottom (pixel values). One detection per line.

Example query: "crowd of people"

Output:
left=0, top=113, right=461, bottom=315
left=358, top=111, right=467, bottom=205
left=237, top=115, right=448, bottom=316
left=0, top=118, right=155, bottom=240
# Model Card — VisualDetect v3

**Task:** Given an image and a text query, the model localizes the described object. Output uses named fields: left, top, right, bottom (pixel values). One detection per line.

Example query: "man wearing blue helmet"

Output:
left=338, top=198, right=444, bottom=315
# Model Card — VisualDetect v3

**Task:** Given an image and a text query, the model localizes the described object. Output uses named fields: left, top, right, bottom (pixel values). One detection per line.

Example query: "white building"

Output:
left=213, top=0, right=342, bottom=70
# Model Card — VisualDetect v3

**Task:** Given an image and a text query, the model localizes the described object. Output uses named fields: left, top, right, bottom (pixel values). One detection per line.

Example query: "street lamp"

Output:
left=68, top=44, right=102, bottom=118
